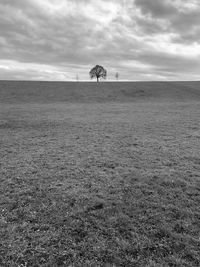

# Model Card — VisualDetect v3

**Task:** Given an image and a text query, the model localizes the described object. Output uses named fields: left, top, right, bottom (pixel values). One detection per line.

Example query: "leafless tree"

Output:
left=115, top=72, right=119, bottom=81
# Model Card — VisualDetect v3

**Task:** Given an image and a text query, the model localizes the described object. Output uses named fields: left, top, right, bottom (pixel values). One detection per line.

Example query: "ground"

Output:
left=0, top=81, right=200, bottom=266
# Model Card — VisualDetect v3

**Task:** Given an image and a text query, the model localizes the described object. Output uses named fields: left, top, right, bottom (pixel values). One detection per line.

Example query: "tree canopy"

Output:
left=89, top=65, right=107, bottom=82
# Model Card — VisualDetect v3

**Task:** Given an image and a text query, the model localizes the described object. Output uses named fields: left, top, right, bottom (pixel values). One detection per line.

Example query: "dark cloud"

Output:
left=171, top=11, right=200, bottom=44
left=134, top=0, right=177, bottom=18
left=134, top=0, right=200, bottom=44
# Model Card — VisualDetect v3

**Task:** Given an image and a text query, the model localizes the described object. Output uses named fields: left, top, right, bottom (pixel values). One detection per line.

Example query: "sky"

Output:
left=0, top=0, right=200, bottom=81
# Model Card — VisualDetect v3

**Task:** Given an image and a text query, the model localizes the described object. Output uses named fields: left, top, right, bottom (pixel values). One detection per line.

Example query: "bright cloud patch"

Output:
left=0, top=0, right=200, bottom=80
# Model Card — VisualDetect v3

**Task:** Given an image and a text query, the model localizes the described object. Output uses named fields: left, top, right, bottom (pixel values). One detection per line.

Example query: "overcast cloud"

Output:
left=0, top=0, right=200, bottom=81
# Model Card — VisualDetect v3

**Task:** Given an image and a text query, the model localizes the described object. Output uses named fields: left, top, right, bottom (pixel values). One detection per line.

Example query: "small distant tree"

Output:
left=89, top=65, right=107, bottom=82
left=76, top=74, right=79, bottom=81
left=115, top=72, right=119, bottom=81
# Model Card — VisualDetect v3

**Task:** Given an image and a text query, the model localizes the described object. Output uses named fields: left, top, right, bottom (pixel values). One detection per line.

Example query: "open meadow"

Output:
left=0, top=81, right=200, bottom=266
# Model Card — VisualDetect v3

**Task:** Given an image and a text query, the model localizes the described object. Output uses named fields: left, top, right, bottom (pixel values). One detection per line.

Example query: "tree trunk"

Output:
left=97, top=77, right=99, bottom=82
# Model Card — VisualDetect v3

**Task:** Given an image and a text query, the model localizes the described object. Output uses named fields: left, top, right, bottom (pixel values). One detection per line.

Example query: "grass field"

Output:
left=0, top=81, right=200, bottom=266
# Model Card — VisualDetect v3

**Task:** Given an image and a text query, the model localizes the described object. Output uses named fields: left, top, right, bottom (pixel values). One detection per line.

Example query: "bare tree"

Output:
left=89, top=65, right=107, bottom=82
left=115, top=72, right=119, bottom=81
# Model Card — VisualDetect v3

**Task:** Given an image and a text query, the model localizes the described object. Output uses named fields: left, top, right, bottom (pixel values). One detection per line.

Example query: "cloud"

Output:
left=134, top=0, right=200, bottom=44
left=0, top=0, right=200, bottom=80
left=134, top=0, right=177, bottom=18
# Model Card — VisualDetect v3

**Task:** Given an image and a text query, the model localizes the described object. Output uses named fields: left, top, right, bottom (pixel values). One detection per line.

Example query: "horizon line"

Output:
left=0, top=79, right=200, bottom=83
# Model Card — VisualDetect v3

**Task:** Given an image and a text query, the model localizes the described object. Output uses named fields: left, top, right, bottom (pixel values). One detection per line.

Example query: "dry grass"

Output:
left=0, top=81, right=200, bottom=266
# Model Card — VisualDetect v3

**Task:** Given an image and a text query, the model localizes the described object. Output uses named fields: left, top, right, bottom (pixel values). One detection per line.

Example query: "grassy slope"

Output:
left=1, top=81, right=200, bottom=103
left=0, top=82, right=200, bottom=266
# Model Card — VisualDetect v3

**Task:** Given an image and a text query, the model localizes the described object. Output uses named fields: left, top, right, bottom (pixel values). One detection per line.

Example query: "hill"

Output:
left=0, top=81, right=200, bottom=103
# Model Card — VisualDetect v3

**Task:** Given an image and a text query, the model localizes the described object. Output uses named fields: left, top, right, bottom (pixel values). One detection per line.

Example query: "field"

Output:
left=0, top=81, right=200, bottom=266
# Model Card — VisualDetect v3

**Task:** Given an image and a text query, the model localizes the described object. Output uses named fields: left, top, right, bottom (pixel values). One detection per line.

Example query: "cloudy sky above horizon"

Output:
left=0, top=0, right=200, bottom=81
